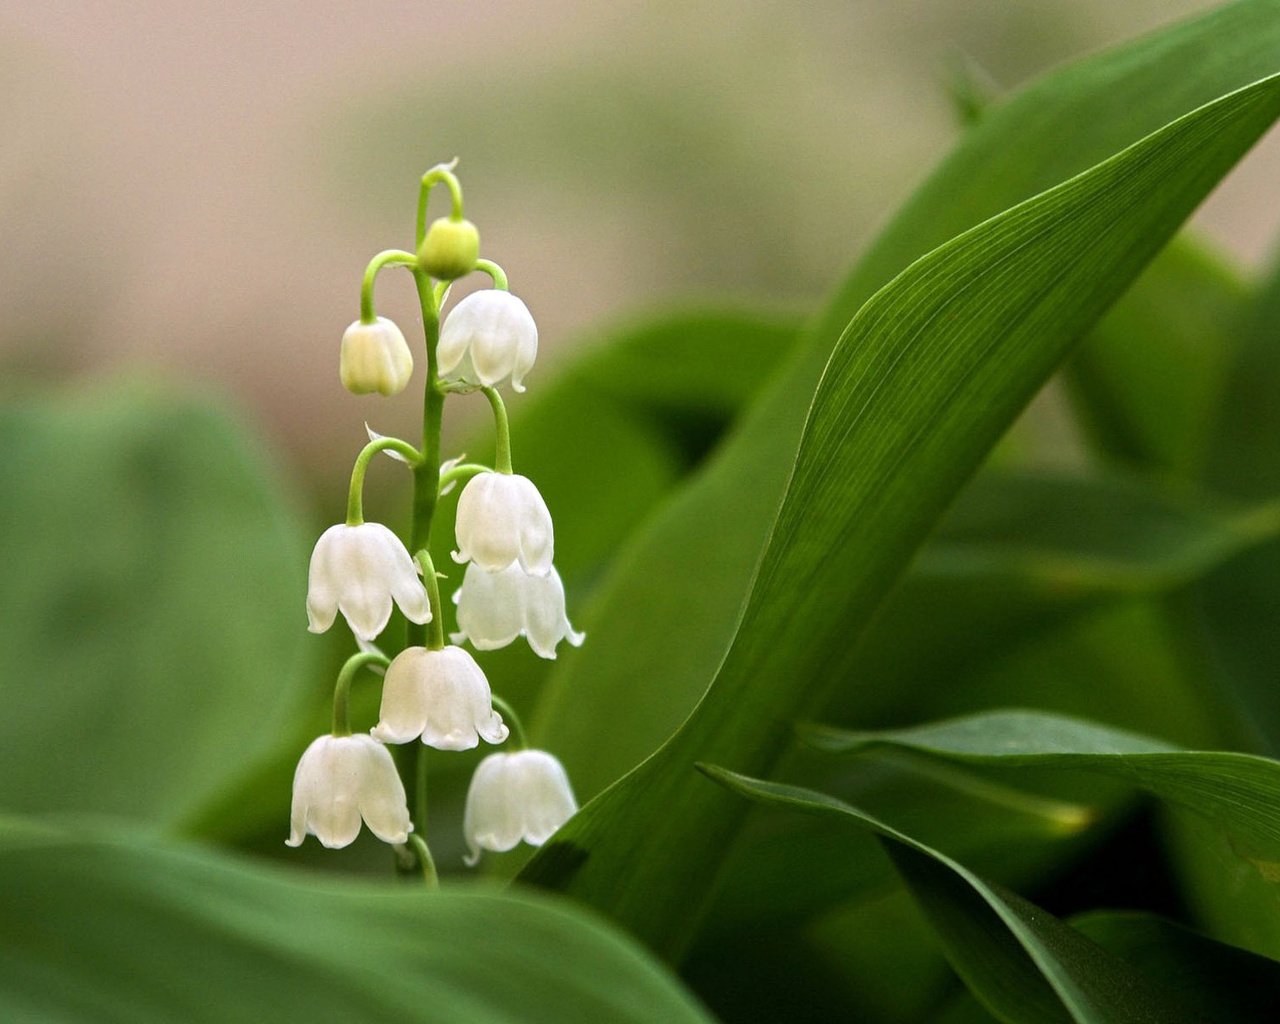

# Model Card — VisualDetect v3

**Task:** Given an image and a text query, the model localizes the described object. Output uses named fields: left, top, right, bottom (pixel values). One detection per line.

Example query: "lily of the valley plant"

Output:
left=292, top=162, right=580, bottom=880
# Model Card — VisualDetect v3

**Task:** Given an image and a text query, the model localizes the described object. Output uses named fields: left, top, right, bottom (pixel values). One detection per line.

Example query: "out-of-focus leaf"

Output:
left=531, top=0, right=1280, bottom=809
left=1206, top=246, right=1280, bottom=499
left=523, top=71, right=1280, bottom=957
left=0, top=383, right=312, bottom=827
left=0, top=819, right=715, bottom=1024
left=702, top=749, right=1109, bottom=939
left=824, top=470, right=1280, bottom=727
left=569, top=308, right=799, bottom=420
left=806, top=710, right=1280, bottom=870
left=429, top=308, right=798, bottom=593
left=1065, top=236, right=1248, bottom=479
left=1179, top=249, right=1280, bottom=758
left=1071, top=910, right=1280, bottom=1022
left=700, top=767, right=1204, bottom=1024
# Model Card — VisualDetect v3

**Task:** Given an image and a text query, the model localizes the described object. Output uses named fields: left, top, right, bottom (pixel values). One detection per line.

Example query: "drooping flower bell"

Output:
left=453, top=471, right=554, bottom=574
left=287, top=734, right=412, bottom=849
left=463, top=749, right=577, bottom=865
left=437, top=290, right=538, bottom=392
left=340, top=317, right=414, bottom=396
left=452, top=561, right=584, bottom=659
left=307, top=523, right=431, bottom=641
left=371, top=645, right=508, bottom=750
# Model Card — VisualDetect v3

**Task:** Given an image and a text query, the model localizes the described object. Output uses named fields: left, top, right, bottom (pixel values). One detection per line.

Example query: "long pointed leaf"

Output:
left=532, top=0, right=1280, bottom=806
left=700, top=766, right=1206, bottom=1024
left=0, top=821, right=714, bottom=1024
left=806, top=710, right=1280, bottom=863
left=522, top=73, right=1280, bottom=957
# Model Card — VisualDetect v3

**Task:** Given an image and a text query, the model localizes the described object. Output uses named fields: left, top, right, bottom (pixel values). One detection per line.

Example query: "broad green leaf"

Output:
left=805, top=710, right=1280, bottom=865
left=532, top=0, right=1280, bottom=807
left=1206, top=244, right=1280, bottom=499
left=701, top=746, right=1109, bottom=939
left=823, top=470, right=1280, bottom=727
left=1181, top=248, right=1280, bottom=757
left=1071, top=911, right=1280, bottom=1022
left=523, top=72, right=1280, bottom=956
left=1065, top=235, right=1248, bottom=479
left=700, top=766, right=1203, bottom=1024
left=429, top=307, right=798, bottom=592
left=0, top=819, right=714, bottom=1024
left=0, top=383, right=312, bottom=827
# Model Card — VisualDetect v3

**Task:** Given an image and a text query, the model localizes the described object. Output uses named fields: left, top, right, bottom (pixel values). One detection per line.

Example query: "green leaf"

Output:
left=1181, top=248, right=1280, bottom=758
left=1071, top=911, right=1280, bottom=1022
left=823, top=470, right=1280, bottom=727
left=699, top=766, right=1205, bottom=1024
left=805, top=710, right=1280, bottom=864
left=1065, top=236, right=1248, bottom=479
left=531, top=0, right=1280, bottom=807
left=0, top=820, right=715, bottom=1024
left=0, top=383, right=312, bottom=827
left=523, top=69, right=1280, bottom=956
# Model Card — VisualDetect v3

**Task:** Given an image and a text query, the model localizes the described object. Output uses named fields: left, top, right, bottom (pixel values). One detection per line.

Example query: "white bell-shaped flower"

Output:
left=454, top=471, right=554, bottom=574
left=307, top=523, right=431, bottom=642
left=437, top=290, right=538, bottom=392
left=452, top=561, right=584, bottom=659
left=371, top=645, right=509, bottom=750
left=340, top=317, right=414, bottom=396
left=463, top=749, right=577, bottom=865
left=287, top=734, right=412, bottom=849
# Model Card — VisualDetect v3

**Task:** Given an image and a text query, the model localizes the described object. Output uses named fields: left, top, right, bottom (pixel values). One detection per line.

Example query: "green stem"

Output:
left=408, top=833, right=439, bottom=888
left=360, top=250, right=418, bottom=323
left=332, top=652, right=389, bottom=736
left=414, top=550, right=446, bottom=650
left=474, top=258, right=508, bottom=290
left=409, top=267, right=445, bottom=650
left=481, top=386, right=512, bottom=473
left=416, top=162, right=465, bottom=249
left=346, top=436, right=423, bottom=525
left=438, top=462, right=491, bottom=493
left=490, top=694, right=528, bottom=749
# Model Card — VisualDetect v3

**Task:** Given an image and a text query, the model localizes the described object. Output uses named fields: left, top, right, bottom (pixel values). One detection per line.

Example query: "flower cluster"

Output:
left=287, top=164, right=580, bottom=877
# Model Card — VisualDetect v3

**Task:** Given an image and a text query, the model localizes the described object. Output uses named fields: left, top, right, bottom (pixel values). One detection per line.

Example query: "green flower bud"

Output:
left=419, top=217, right=480, bottom=280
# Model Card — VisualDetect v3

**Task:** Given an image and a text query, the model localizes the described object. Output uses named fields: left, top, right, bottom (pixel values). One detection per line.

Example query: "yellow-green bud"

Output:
left=419, top=217, right=480, bottom=280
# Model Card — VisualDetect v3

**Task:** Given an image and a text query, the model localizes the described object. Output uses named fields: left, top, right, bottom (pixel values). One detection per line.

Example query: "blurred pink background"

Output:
left=3, top=0, right=1277, bottom=487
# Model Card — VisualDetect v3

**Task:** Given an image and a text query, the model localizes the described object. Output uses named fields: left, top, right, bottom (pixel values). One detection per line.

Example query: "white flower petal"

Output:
left=522, top=567, right=586, bottom=660
left=353, top=736, right=413, bottom=845
left=370, top=650, right=430, bottom=743
left=462, top=750, right=577, bottom=865
left=452, top=562, right=527, bottom=651
left=454, top=472, right=554, bottom=575
left=306, top=523, right=431, bottom=641
left=437, top=290, right=538, bottom=392
left=373, top=646, right=508, bottom=751
left=287, top=734, right=411, bottom=849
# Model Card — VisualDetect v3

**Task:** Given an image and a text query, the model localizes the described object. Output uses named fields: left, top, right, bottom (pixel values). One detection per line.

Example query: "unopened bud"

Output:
left=419, top=217, right=479, bottom=280
left=340, top=317, right=414, bottom=396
